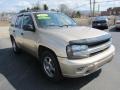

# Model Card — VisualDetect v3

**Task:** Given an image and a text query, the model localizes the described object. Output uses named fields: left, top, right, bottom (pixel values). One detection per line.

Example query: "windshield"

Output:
left=34, top=12, right=77, bottom=28
left=95, top=16, right=108, bottom=20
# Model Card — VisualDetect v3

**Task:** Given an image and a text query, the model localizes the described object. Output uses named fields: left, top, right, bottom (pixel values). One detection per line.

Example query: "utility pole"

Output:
left=93, top=0, right=95, bottom=17
left=98, top=4, right=100, bottom=12
left=90, top=0, right=92, bottom=17
left=98, top=4, right=100, bottom=15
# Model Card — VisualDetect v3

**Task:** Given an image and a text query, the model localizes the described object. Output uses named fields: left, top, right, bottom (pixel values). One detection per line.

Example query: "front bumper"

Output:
left=58, top=45, right=115, bottom=78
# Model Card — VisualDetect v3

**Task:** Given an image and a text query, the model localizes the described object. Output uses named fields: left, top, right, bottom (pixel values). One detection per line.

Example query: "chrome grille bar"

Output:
left=87, top=40, right=111, bottom=54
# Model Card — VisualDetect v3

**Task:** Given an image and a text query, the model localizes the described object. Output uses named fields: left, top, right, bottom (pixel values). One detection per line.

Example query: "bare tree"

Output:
left=59, top=4, right=73, bottom=16
left=31, top=6, right=40, bottom=11
left=76, top=11, right=81, bottom=18
left=31, top=0, right=41, bottom=11
left=59, top=4, right=69, bottom=13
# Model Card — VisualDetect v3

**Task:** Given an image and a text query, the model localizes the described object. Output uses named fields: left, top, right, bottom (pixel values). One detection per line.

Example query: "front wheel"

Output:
left=40, top=50, right=63, bottom=82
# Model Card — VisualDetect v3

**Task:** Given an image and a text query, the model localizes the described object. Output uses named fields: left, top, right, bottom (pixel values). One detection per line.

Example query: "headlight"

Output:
left=66, top=45, right=90, bottom=59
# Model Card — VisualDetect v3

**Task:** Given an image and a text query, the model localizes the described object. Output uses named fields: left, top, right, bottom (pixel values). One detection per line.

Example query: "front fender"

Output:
left=37, top=31, right=69, bottom=58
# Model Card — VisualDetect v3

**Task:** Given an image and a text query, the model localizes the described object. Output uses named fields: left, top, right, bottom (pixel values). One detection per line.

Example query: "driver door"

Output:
left=22, top=14, right=37, bottom=56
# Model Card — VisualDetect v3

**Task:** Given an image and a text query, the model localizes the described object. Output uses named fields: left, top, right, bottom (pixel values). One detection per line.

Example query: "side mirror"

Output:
left=23, top=24, right=35, bottom=32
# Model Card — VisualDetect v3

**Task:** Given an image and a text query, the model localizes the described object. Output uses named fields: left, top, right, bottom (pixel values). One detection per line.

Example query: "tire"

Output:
left=11, top=38, right=21, bottom=54
left=105, top=26, right=108, bottom=29
left=39, top=50, right=63, bottom=82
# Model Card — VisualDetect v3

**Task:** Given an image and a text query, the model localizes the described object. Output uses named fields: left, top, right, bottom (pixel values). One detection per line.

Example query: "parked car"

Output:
left=115, top=16, right=120, bottom=29
left=92, top=16, right=110, bottom=29
left=9, top=11, right=115, bottom=81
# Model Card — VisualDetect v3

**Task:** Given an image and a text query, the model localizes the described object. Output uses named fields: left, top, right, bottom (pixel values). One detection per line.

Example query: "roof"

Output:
left=18, top=10, right=60, bottom=15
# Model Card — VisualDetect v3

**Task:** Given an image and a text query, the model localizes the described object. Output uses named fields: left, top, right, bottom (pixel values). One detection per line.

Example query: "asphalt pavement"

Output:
left=0, top=26, right=120, bottom=90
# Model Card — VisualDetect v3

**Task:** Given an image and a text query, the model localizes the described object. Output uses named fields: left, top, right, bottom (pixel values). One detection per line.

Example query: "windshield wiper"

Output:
left=47, top=25, right=58, bottom=27
left=59, top=25, right=69, bottom=27
left=47, top=24, right=75, bottom=27
left=59, top=24, right=76, bottom=27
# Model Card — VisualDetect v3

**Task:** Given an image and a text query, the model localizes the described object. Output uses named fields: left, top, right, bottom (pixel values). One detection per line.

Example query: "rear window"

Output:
left=10, top=15, right=17, bottom=27
left=95, top=16, right=108, bottom=20
left=15, top=15, right=23, bottom=29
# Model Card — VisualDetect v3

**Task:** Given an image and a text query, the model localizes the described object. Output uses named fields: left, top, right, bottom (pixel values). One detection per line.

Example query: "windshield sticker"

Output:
left=37, top=14, right=48, bottom=17
left=37, top=14, right=51, bottom=20
left=37, top=16, right=51, bottom=20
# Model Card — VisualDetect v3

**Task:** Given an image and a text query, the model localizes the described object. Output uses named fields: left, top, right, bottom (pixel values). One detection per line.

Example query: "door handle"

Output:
left=21, top=32, right=24, bottom=35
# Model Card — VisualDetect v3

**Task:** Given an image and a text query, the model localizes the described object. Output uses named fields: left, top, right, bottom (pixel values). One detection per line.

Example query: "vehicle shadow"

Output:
left=0, top=48, right=101, bottom=90
left=109, top=27, right=120, bottom=32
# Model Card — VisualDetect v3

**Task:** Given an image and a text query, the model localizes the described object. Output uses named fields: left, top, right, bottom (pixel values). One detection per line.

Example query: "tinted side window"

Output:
left=15, top=16, right=23, bottom=29
left=23, top=15, right=34, bottom=26
left=10, top=16, right=17, bottom=27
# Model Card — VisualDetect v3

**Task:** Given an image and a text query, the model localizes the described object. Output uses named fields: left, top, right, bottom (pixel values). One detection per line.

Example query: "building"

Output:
left=101, top=7, right=120, bottom=16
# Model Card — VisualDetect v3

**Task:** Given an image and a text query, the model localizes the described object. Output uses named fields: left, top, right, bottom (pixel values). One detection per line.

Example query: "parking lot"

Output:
left=0, top=26, right=120, bottom=90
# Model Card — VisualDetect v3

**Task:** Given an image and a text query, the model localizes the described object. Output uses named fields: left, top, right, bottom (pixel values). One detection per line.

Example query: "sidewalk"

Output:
left=0, top=27, right=9, bottom=39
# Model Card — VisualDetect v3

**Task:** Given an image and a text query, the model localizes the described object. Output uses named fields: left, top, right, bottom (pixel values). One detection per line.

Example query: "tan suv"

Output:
left=9, top=11, right=115, bottom=81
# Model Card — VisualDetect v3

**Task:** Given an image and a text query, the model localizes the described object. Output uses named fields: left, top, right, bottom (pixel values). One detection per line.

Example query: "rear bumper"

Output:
left=92, top=23, right=108, bottom=29
left=92, top=25, right=108, bottom=29
left=58, top=45, right=115, bottom=78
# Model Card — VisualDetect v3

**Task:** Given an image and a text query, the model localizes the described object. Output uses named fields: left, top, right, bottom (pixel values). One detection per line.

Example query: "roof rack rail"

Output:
left=18, top=10, right=60, bottom=14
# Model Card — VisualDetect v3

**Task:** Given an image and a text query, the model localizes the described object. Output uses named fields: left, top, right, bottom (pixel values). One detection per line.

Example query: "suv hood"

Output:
left=45, top=26, right=111, bottom=43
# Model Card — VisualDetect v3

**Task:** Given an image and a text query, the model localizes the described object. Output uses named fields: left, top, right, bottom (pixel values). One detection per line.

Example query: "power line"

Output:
left=77, top=0, right=120, bottom=8
left=96, top=0, right=120, bottom=3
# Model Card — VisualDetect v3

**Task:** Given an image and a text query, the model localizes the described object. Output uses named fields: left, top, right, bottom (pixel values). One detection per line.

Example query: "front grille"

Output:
left=90, top=47, right=109, bottom=56
left=88, top=39, right=111, bottom=56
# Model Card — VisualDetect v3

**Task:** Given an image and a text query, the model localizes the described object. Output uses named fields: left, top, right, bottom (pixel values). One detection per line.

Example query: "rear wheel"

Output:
left=39, top=50, right=63, bottom=81
left=11, top=39, right=21, bottom=54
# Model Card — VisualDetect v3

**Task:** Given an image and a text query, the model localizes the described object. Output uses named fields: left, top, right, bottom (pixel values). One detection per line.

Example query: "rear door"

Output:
left=14, top=15, right=24, bottom=48
left=9, top=16, right=17, bottom=37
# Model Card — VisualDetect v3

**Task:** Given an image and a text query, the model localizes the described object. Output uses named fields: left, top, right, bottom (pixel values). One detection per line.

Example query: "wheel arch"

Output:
left=10, top=35, right=15, bottom=44
left=38, top=45, right=63, bottom=79
left=38, top=45, right=57, bottom=58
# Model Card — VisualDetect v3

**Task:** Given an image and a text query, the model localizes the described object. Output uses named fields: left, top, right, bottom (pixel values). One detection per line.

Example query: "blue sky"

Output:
left=0, top=0, right=120, bottom=12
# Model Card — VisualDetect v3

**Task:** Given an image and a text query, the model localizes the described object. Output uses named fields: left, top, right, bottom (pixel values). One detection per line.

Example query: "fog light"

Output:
left=86, top=64, right=95, bottom=73
left=77, top=67, right=85, bottom=71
